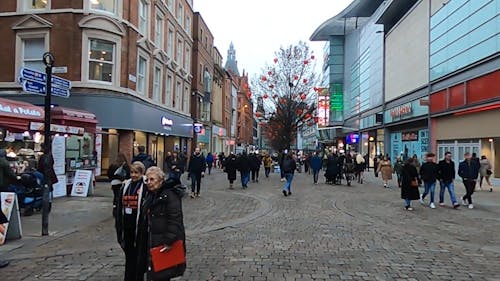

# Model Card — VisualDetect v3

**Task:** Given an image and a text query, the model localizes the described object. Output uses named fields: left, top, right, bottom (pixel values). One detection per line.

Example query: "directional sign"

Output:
left=19, top=67, right=71, bottom=98
left=50, top=85, right=70, bottom=98
left=20, top=68, right=46, bottom=84
left=51, top=75, right=71, bottom=89
left=20, top=79, right=70, bottom=98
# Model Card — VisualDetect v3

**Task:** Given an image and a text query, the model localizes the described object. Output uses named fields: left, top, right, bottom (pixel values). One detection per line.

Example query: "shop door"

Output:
left=437, top=140, right=480, bottom=175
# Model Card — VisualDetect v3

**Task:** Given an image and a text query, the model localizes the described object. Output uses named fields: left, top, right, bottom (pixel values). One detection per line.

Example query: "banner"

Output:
left=70, top=170, right=93, bottom=197
left=95, top=132, right=102, bottom=176
left=52, top=135, right=66, bottom=175
left=52, top=175, right=67, bottom=198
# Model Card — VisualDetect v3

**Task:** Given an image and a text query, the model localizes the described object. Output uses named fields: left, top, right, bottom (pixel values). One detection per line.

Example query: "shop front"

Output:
left=212, top=125, right=226, bottom=154
left=384, top=99, right=429, bottom=162
left=196, top=126, right=211, bottom=155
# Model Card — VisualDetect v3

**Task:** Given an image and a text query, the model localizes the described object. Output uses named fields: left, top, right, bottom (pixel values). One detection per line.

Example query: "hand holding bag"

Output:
left=150, top=240, right=186, bottom=279
left=410, top=179, right=419, bottom=188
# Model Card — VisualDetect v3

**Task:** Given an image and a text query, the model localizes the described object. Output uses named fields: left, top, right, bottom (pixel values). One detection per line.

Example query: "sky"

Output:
left=192, top=0, right=353, bottom=79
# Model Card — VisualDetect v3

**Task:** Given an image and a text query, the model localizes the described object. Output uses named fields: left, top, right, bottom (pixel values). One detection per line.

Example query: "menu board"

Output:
left=52, top=135, right=66, bottom=175
left=70, top=170, right=93, bottom=197
left=0, top=192, right=22, bottom=245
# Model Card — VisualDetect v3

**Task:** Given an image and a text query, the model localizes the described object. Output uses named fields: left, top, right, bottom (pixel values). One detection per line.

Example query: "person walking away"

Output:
left=115, top=162, right=146, bottom=281
left=206, top=153, right=214, bottom=175
left=187, top=148, right=206, bottom=198
left=278, top=151, right=286, bottom=182
left=132, top=146, right=155, bottom=170
left=458, top=152, right=480, bottom=209
left=377, top=156, right=393, bottom=188
left=479, top=155, right=493, bottom=192
left=373, top=156, right=379, bottom=177
left=393, top=157, right=404, bottom=188
left=364, top=153, right=370, bottom=171
left=438, top=152, right=460, bottom=208
left=168, top=152, right=184, bottom=181
left=224, top=153, right=238, bottom=189
left=304, top=153, right=311, bottom=174
left=263, top=154, right=273, bottom=178
left=401, top=158, right=420, bottom=210
left=355, top=153, right=366, bottom=184
left=249, top=152, right=262, bottom=183
left=325, top=153, right=340, bottom=185
left=237, top=151, right=251, bottom=189
left=163, top=151, right=172, bottom=174
left=108, top=153, right=131, bottom=217
left=282, top=151, right=297, bottom=196
left=419, top=153, right=440, bottom=209
left=137, top=167, right=186, bottom=281
left=310, top=152, right=322, bottom=185
left=412, top=154, right=422, bottom=185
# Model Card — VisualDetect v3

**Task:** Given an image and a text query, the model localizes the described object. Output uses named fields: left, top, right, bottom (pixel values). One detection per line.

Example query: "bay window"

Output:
left=88, top=39, right=115, bottom=83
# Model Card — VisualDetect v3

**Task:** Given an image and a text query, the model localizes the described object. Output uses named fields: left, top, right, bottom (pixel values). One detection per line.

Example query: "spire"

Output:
left=225, top=42, right=240, bottom=76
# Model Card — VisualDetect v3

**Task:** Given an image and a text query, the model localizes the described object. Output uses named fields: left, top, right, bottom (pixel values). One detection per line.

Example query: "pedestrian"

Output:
left=218, top=152, right=225, bottom=169
left=355, top=153, right=366, bottom=184
left=278, top=151, right=286, bottom=182
left=393, top=156, right=404, bottom=188
left=187, top=147, right=206, bottom=198
left=401, top=158, right=420, bottom=211
left=115, top=161, right=146, bottom=281
left=237, top=151, right=251, bottom=189
left=412, top=154, right=422, bottom=185
left=310, top=151, right=322, bottom=185
left=137, top=167, right=186, bottom=281
left=325, top=153, right=340, bottom=185
left=249, top=152, right=261, bottom=183
left=304, top=153, right=311, bottom=174
left=419, top=153, right=440, bottom=209
left=479, top=155, right=493, bottom=192
left=438, top=151, right=460, bottom=208
left=108, top=153, right=131, bottom=217
left=364, top=153, right=370, bottom=171
left=377, top=155, right=393, bottom=188
left=168, top=152, right=184, bottom=181
left=206, top=152, right=214, bottom=175
left=373, top=156, right=379, bottom=177
left=163, top=151, right=172, bottom=174
left=263, top=153, right=273, bottom=178
left=132, top=146, right=155, bottom=170
left=458, top=152, right=480, bottom=209
left=224, top=153, right=238, bottom=189
left=282, top=151, right=297, bottom=196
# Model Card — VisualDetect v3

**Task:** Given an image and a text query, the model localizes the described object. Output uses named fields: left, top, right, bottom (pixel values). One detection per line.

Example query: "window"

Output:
left=90, top=0, right=115, bottom=13
left=24, top=0, right=48, bottom=10
left=88, top=39, right=115, bottom=83
left=184, top=45, right=190, bottom=70
left=137, top=55, right=148, bottom=95
left=183, top=86, right=189, bottom=112
left=166, top=75, right=173, bottom=106
left=174, top=81, right=182, bottom=109
left=155, top=14, right=164, bottom=49
left=176, top=37, right=183, bottom=64
left=167, top=0, right=174, bottom=12
left=176, top=3, right=184, bottom=26
left=185, top=16, right=191, bottom=33
left=138, top=0, right=149, bottom=35
left=153, top=65, right=162, bottom=102
left=167, top=28, right=174, bottom=57
left=22, top=38, right=46, bottom=72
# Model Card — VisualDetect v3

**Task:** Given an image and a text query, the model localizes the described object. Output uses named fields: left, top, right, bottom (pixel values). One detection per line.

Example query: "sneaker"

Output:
left=453, top=203, right=460, bottom=209
left=430, top=203, right=436, bottom=209
left=490, top=188, right=493, bottom=192
left=405, top=207, right=413, bottom=211
left=288, top=191, right=292, bottom=196
left=190, top=193, right=195, bottom=198
left=439, top=202, right=445, bottom=207
left=196, top=193, right=201, bottom=198
left=282, top=190, right=288, bottom=197
left=280, top=178, right=285, bottom=182
left=384, top=184, right=387, bottom=188
left=468, top=204, right=474, bottom=209
left=419, top=195, right=425, bottom=205
left=462, top=198, right=468, bottom=206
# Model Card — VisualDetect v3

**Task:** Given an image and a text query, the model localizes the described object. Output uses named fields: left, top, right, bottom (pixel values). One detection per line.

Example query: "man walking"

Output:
left=187, top=147, right=206, bottom=198
left=310, top=152, right=322, bottom=185
left=282, top=151, right=297, bottom=196
left=237, top=151, right=251, bottom=189
left=249, top=152, right=262, bottom=183
left=132, top=145, right=155, bottom=170
left=419, top=153, right=440, bottom=209
left=458, top=152, right=480, bottom=209
left=438, top=152, right=460, bottom=208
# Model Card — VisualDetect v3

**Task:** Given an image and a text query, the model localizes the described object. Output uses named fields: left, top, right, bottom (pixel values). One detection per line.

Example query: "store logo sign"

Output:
left=390, top=104, right=412, bottom=118
left=161, top=117, right=173, bottom=130
left=193, top=123, right=203, bottom=134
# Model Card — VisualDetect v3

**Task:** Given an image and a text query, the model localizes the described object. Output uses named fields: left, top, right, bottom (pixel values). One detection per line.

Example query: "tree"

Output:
left=252, top=41, right=318, bottom=151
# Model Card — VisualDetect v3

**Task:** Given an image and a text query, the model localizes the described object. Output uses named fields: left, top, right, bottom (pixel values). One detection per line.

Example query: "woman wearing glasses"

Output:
left=136, top=166, right=186, bottom=281
left=115, top=161, right=147, bottom=281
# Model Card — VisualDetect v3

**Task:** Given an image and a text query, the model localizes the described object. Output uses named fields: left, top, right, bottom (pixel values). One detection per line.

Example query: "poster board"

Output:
left=52, top=135, right=66, bottom=175
left=52, top=175, right=67, bottom=198
left=0, top=192, right=22, bottom=245
left=94, top=132, right=102, bottom=176
left=70, top=170, right=93, bottom=197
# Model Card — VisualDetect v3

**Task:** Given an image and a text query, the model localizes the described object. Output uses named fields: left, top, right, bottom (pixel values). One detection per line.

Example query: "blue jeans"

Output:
left=404, top=199, right=411, bottom=207
left=284, top=173, right=294, bottom=192
left=422, top=181, right=436, bottom=203
left=241, top=171, right=250, bottom=187
left=439, top=181, right=458, bottom=205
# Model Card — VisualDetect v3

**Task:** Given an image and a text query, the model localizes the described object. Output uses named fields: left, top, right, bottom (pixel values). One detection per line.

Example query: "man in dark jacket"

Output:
left=458, top=152, right=480, bottom=209
left=438, top=152, right=460, bottom=208
left=249, top=152, right=261, bottom=183
left=282, top=152, right=297, bottom=196
left=187, top=147, right=206, bottom=198
left=237, top=151, right=251, bottom=189
left=419, top=153, right=440, bottom=209
left=0, top=149, right=17, bottom=192
left=132, top=146, right=155, bottom=170
left=309, top=152, right=322, bottom=185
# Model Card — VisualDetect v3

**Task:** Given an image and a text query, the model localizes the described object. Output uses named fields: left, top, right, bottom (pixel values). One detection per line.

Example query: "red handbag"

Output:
left=150, top=240, right=186, bottom=272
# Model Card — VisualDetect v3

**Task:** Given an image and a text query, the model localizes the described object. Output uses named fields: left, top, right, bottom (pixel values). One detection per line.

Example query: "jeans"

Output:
left=439, top=181, right=458, bottom=205
left=284, top=173, right=294, bottom=192
left=312, top=169, right=320, bottom=183
left=404, top=198, right=411, bottom=207
left=190, top=172, right=202, bottom=194
left=462, top=179, right=476, bottom=204
left=422, top=181, right=436, bottom=203
left=264, top=167, right=271, bottom=177
left=241, top=171, right=250, bottom=187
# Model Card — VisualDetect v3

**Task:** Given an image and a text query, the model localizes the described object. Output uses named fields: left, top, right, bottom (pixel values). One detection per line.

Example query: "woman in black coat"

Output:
left=401, top=158, right=420, bottom=211
left=325, top=153, right=340, bottom=184
left=224, top=153, right=238, bottom=189
left=136, top=167, right=186, bottom=281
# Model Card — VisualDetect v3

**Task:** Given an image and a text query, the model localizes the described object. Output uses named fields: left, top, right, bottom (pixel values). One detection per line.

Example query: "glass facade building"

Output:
left=430, top=0, right=500, bottom=80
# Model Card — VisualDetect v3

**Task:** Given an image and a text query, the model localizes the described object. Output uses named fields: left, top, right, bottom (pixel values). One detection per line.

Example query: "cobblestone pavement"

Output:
left=1, top=169, right=500, bottom=281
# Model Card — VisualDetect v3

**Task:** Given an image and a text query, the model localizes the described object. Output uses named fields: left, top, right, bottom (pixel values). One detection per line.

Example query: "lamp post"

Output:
left=41, top=52, right=54, bottom=236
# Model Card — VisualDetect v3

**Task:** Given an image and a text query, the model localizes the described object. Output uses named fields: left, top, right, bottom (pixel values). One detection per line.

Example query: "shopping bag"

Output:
left=150, top=240, right=186, bottom=272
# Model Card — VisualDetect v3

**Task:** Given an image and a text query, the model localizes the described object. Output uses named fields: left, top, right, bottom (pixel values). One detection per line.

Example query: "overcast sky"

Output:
left=193, top=0, right=353, bottom=79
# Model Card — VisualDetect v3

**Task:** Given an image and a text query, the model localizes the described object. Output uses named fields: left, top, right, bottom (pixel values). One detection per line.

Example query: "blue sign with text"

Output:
left=19, top=67, right=71, bottom=98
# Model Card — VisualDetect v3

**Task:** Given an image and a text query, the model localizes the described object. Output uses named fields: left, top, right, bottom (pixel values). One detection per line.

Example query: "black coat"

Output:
left=420, top=162, right=440, bottom=183
left=224, top=155, right=238, bottom=181
left=169, top=157, right=185, bottom=174
left=136, top=178, right=186, bottom=280
left=237, top=155, right=251, bottom=173
left=458, top=159, right=480, bottom=180
left=401, top=163, right=420, bottom=200
left=188, top=154, right=206, bottom=174
left=107, top=162, right=131, bottom=182
left=438, top=160, right=455, bottom=183
left=249, top=154, right=262, bottom=171
left=325, top=156, right=340, bottom=177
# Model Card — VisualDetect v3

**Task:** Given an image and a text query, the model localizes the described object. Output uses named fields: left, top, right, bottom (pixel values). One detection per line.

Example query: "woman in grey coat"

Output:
left=479, top=155, right=493, bottom=192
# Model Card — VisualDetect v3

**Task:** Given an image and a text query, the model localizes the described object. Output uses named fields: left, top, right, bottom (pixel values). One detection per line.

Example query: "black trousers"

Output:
left=312, top=170, right=320, bottom=183
left=463, top=179, right=476, bottom=204
left=111, top=184, right=121, bottom=217
left=251, top=169, right=260, bottom=181
left=123, top=224, right=143, bottom=281
left=264, top=167, right=271, bottom=177
left=190, top=172, right=202, bottom=193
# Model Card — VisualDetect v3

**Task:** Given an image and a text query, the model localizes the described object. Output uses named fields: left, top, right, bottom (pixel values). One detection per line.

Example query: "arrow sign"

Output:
left=52, top=75, right=71, bottom=89
left=20, top=78, right=70, bottom=98
left=20, top=67, right=72, bottom=90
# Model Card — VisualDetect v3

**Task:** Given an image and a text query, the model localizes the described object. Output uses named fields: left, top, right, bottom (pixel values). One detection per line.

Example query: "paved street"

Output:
left=1, top=169, right=500, bottom=281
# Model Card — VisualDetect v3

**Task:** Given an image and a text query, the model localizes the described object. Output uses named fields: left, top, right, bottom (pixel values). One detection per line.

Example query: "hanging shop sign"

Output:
left=402, top=131, right=419, bottom=141
left=30, top=122, right=84, bottom=135
left=193, top=123, right=203, bottom=134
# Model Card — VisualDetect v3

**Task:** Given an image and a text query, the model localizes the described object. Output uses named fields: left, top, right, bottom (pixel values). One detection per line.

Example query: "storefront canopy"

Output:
left=51, top=107, right=98, bottom=134
left=0, top=97, right=43, bottom=132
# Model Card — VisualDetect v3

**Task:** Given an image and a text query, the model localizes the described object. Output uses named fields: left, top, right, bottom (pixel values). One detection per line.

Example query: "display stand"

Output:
left=0, top=192, right=23, bottom=245
left=70, top=169, right=93, bottom=197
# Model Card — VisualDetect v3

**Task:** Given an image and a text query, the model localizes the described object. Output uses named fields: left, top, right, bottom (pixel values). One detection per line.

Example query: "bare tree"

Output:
left=252, top=41, right=318, bottom=151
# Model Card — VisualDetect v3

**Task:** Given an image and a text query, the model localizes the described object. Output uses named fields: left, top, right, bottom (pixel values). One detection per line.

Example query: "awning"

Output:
left=51, top=107, right=98, bottom=134
left=0, top=97, right=43, bottom=132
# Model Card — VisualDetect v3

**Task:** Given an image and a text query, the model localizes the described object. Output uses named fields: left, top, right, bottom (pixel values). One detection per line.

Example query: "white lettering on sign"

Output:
left=0, top=103, right=42, bottom=117
left=390, top=104, right=412, bottom=118
left=161, top=117, right=173, bottom=127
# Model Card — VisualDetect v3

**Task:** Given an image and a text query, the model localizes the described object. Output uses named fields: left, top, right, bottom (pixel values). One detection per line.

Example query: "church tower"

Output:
left=224, top=42, right=240, bottom=76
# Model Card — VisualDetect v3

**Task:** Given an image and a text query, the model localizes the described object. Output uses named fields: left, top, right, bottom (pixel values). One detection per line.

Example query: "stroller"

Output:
left=12, top=171, right=52, bottom=216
